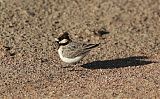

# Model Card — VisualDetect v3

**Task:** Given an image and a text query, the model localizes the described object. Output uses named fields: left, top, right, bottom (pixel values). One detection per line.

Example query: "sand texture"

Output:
left=0, top=0, right=160, bottom=98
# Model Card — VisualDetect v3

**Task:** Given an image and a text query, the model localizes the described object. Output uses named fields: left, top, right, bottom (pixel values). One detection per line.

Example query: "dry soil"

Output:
left=0, top=0, right=160, bottom=98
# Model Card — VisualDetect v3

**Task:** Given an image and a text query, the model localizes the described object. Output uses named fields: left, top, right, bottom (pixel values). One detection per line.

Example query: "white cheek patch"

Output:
left=59, top=39, right=68, bottom=44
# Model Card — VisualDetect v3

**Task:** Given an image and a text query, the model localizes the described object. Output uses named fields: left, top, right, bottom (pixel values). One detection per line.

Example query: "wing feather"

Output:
left=62, top=42, right=99, bottom=58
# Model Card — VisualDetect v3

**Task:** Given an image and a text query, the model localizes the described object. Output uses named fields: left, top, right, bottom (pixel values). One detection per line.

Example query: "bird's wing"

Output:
left=62, top=42, right=99, bottom=58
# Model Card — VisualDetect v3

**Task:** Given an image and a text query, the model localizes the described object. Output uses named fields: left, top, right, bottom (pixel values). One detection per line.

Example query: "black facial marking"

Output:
left=57, top=32, right=71, bottom=46
left=58, top=32, right=71, bottom=41
left=59, top=42, right=68, bottom=46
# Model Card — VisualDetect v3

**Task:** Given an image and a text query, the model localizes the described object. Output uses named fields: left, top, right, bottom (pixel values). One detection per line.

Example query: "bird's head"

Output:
left=55, top=32, right=71, bottom=46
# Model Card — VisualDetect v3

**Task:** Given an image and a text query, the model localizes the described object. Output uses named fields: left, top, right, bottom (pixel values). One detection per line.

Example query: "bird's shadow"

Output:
left=82, top=56, right=157, bottom=69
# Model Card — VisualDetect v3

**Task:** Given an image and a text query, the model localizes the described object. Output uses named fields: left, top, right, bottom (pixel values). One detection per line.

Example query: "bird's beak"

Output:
left=54, top=38, right=59, bottom=48
left=55, top=38, right=59, bottom=42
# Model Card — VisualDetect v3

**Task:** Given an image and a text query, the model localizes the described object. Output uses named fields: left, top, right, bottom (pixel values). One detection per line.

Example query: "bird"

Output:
left=55, top=32, right=99, bottom=64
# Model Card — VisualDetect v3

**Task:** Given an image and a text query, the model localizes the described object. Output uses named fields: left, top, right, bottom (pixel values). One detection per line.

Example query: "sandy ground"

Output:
left=0, top=0, right=160, bottom=98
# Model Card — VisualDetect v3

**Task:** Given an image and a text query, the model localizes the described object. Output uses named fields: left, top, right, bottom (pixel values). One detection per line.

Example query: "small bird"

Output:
left=55, top=32, right=99, bottom=64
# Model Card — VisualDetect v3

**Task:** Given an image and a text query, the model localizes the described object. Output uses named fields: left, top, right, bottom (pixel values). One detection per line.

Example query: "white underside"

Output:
left=58, top=47, right=85, bottom=63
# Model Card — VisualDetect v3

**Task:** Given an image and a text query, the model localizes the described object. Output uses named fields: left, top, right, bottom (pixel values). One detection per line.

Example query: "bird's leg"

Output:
left=61, top=62, right=72, bottom=68
left=69, top=61, right=83, bottom=71
left=68, top=63, right=77, bottom=71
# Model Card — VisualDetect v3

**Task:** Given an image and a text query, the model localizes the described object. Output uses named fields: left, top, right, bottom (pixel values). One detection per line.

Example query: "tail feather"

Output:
left=84, top=43, right=99, bottom=49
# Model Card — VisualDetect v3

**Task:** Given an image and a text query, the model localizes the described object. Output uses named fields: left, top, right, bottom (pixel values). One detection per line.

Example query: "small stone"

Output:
left=93, top=27, right=110, bottom=37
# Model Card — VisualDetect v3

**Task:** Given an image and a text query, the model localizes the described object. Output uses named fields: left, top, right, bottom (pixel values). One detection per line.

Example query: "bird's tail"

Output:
left=85, top=43, right=99, bottom=49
